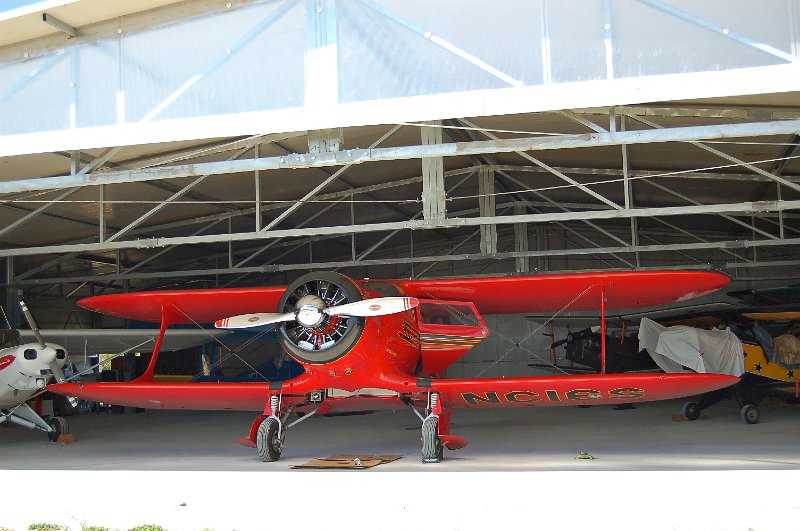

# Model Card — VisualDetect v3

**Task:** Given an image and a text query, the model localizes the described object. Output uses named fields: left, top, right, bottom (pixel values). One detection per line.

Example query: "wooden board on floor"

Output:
left=292, top=454, right=402, bottom=469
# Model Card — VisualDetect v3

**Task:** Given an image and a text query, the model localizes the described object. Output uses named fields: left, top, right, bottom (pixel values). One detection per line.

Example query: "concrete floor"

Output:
left=2, top=397, right=799, bottom=530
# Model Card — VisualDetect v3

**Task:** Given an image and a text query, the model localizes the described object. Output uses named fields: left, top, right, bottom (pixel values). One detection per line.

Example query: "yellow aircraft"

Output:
left=679, top=311, right=800, bottom=424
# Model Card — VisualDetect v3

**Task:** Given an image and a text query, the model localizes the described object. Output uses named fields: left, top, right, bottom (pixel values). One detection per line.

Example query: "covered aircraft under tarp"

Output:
left=638, top=317, right=745, bottom=377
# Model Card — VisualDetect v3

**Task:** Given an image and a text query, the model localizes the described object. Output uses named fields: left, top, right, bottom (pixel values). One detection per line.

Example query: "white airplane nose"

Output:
left=16, top=344, right=66, bottom=371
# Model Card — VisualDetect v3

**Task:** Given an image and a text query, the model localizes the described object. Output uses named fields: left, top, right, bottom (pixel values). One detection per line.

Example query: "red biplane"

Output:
left=50, top=270, right=738, bottom=463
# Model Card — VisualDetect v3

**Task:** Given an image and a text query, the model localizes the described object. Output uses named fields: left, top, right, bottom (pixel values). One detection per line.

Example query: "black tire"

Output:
left=277, top=272, right=365, bottom=365
left=683, top=402, right=700, bottom=421
left=421, top=416, right=443, bottom=463
left=47, top=416, right=69, bottom=442
left=256, top=417, right=282, bottom=462
left=741, top=404, right=759, bottom=425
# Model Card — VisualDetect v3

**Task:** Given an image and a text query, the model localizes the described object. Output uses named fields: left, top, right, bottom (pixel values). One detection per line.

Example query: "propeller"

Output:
left=215, top=296, right=419, bottom=330
left=19, top=301, right=78, bottom=407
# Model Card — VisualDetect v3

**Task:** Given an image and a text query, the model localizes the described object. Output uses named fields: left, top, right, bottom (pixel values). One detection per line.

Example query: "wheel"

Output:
left=683, top=402, right=700, bottom=421
left=256, top=417, right=283, bottom=462
left=47, top=416, right=69, bottom=442
left=741, top=404, right=759, bottom=424
left=276, top=272, right=365, bottom=365
left=421, top=416, right=443, bottom=464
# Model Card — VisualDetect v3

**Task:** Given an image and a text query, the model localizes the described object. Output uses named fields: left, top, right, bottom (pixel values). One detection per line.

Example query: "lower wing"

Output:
left=48, top=381, right=280, bottom=411
left=426, top=373, right=739, bottom=409
left=49, top=373, right=737, bottom=412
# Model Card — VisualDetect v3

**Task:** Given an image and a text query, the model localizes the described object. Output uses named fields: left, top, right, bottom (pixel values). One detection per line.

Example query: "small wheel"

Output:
left=683, top=402, right=700, bottom=421
left=256, top=417, right=283, bottom=462
left=741, top=404, right=759, bottom=424
left=421, top=416, right=443, bottom=463
left=48, top=416, right=69, bottom=442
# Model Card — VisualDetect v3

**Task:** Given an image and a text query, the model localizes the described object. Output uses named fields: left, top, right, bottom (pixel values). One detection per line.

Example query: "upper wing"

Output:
left=76, top=271, right=729, bottom=323
left=378, top=271, right=729, bottom=314
left=77, top=287, right=287, bottom=324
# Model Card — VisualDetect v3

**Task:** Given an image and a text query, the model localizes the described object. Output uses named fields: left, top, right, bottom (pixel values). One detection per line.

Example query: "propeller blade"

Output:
left=19, top=301, right=46, bottom=350
left=215, top=312, right=294, bottom=329
left=325, top=297, right=419, bottom=318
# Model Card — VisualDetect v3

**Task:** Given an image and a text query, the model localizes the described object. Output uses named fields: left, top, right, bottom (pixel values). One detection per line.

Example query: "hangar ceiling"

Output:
left=3, top=101, right=800, bottom=292
left=1, top=0, right=799, bottom=320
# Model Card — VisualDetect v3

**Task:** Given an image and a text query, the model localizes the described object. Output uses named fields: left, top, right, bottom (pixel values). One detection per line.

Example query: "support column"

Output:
left=5, top=257, right=18, bottom=328
left=536, top=225, right=548, bottom=273
left=421, top=121, right=446, bottom=220
left=255, top=144, right=262, bottom=231
left=514, top=202, right=529, bottom=273
left=99, top=184, right=106, bottom=243
left=308, top=128, right=343, bottom=153
left=478, top=166, right=497, bottom=254
left=620, top=114, right=640, bottom=267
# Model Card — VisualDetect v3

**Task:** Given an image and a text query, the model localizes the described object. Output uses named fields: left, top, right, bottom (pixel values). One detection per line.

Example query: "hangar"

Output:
left=1, top=0, right=799, bottom=527
left=2, top=0, right=800, bottom=374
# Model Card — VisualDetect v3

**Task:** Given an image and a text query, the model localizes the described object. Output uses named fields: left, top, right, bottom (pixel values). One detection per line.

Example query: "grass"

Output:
left=20, top=525, right=171, bottom=531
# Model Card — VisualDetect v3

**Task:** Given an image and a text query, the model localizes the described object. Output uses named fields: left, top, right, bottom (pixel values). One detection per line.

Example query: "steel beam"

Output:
left=3, top=199, right=800, bottom=259
left=626, top=113, right=800, bottom=195
left=478, top=167, right=497, bottom=254
left=0, top=187, right=79, bottom=238
left=637, top=0, right=798, bottom=64
left=421, top=121, right=446, bottom=220
left=16, top=234, right=800, bottom=287
left=4, top=119, right=799, bottom=195
left=576, top=105, right=800, bottom=121
left=261, top=124, right=401, bottom=232
left=460, top=117, right=621, bottom=209
left=513, top=202, right=529, bottom=273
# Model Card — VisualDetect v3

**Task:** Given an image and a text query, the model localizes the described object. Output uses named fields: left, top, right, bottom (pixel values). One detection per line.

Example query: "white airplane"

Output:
left=2, top=301, right=232, bottom=441
left=0, top=302, right=73, bottom=441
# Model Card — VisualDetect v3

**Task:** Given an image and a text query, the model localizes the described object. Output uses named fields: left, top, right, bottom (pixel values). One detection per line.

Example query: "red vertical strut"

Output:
left=600, top=283, right=607, bottom=374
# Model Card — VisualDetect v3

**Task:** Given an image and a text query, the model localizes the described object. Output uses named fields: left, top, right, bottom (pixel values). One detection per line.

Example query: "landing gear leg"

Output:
left=421, top=392, right=444, bottom=464
left=248, top=393, right=319, bottom=462
left=254, top=393, right=285, bottom=462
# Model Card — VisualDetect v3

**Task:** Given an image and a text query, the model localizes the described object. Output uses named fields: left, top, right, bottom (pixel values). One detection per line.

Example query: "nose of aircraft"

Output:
left=15, top=343, right=65, bottom=371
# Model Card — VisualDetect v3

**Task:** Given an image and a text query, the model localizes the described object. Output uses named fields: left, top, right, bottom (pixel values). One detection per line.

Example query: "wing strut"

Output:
left=136, top=303, right=180, bottom=382
left=600, top=283, right=607, bottom=374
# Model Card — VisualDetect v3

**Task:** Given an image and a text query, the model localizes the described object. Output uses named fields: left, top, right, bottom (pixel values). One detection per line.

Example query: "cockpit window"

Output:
left=56, top=349, right=66, bottom=360
left=24, top=348, right=37, bottom=360
left=419, top=302, right=480, bottom=327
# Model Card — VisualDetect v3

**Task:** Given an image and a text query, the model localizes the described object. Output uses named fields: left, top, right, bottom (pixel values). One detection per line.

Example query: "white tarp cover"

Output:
left=638, top=317, right=745, bottom=377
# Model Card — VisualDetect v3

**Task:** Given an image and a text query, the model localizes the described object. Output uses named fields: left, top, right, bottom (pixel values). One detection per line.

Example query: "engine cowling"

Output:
left=276, top=272, right=366, bottom=364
